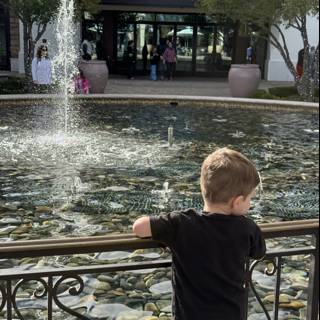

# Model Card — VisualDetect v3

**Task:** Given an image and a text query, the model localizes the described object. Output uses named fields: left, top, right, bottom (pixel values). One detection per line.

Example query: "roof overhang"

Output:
left=100, top=0, right=203, bottom=13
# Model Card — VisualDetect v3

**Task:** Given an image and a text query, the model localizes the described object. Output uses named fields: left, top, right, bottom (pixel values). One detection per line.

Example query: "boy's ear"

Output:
left=230, top=195, right=244, bottom=209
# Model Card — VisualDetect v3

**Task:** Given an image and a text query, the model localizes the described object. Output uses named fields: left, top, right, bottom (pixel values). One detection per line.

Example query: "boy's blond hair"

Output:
left=201, top=148, right=260, bottom=204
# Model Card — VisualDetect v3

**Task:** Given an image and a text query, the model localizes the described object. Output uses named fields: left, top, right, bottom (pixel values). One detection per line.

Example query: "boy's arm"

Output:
left=133, top=216, right=152, bottom=238
left=250, top=224, right=266, bottom=260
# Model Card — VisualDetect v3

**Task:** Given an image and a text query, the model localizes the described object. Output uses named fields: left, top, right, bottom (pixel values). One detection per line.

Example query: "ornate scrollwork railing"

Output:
left=0, top=219, right=318, bottom=320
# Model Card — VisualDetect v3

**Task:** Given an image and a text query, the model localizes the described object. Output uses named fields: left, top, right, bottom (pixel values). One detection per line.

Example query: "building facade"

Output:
left=2, top=0, right=319, bottom=81
left=84, top=0, right=263, bottom=77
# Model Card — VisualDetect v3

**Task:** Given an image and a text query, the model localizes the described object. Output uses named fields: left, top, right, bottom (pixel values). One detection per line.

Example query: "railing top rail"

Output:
left=0, top=219, right=318, bottom=259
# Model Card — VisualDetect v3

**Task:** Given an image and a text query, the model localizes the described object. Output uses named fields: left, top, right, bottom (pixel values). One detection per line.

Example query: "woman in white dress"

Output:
left=32, top=45, right=52, bottom=91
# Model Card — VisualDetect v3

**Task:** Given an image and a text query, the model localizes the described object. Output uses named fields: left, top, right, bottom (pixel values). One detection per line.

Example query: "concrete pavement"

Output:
left=105, top=76, right=294, bottom=97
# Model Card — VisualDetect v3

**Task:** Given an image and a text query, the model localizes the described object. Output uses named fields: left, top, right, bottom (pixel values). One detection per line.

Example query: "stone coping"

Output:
left=0, top=94, right=318, bottom=112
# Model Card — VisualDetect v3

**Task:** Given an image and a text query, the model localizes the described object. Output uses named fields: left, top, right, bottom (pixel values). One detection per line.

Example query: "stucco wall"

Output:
left=266, top=15, right=319, bottom=81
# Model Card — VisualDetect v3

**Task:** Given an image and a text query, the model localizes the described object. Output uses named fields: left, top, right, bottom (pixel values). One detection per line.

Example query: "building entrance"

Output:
left=83, top=12, right=267, bottom=78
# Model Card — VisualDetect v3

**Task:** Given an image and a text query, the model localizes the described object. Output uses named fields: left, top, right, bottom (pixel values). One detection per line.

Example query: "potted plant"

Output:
left=79, top=59, right=109, bottom=94
left=228, top=46, right=261, bottom=98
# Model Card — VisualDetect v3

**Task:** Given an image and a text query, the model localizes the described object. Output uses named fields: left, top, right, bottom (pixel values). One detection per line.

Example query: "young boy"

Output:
left=133, top=147, right=266, bottom=320
left=150, top=47, right=160, bottom=81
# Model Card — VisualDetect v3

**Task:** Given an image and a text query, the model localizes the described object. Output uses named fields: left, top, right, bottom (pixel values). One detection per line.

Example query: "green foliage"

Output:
left=4, top=0, right=59, bottom=24
left=250, top=89, right=276, bottom=100
left=0, top=77, right=28, bottom=94
left=0, top=77, right=62, bottom=94
left=269, top=86, right=298, bottom=97
left=269, top=86, right=319, bottom=98
left=251, top=86, right=319, bottom=101
left=200, top=0, right=319, bottom=31
left=1, top=0, right=100, bottom=23
left=75, top=0, right=100, bottom=18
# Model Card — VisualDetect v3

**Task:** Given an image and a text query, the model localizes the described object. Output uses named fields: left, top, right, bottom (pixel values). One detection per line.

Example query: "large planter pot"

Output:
left=79, top=60, right=109, bottom=93
left=228, top=64, right=261, bottom=98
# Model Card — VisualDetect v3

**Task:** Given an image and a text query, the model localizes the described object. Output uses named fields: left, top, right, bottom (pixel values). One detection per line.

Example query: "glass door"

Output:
left=136, top=24, right=154, bottom=74
left=176, top=25, right=194, bottom=73
left=196, top=25, right=234, bottom=75
left=157, top=24, right=175, bottom=53
left=116, top=23, right=135, bottom=71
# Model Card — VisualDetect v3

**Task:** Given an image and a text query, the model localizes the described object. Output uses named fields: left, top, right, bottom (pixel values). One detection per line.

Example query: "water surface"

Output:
left=0, top=104, right=318, bottom=240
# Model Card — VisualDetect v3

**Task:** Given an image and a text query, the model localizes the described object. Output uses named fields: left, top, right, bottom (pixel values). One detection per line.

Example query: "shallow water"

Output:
left=0, top=103, right=318, bottom=240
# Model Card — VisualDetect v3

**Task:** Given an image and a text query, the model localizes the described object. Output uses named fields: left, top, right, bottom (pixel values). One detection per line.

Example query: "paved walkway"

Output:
left=1, top=70, right=294, bottom=97
left=105, top=76, right=294, bottom=97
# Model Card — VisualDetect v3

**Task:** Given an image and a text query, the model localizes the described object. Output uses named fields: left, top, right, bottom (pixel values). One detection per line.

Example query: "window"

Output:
left=156, top=14, right=195, bottom=23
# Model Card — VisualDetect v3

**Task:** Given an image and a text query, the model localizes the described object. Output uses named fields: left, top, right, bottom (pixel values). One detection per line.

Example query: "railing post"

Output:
left=307, top=232, right=319, bottom=320
left=48, top=276, right=53, bottom=320
left=6, top=281, right=12, bottom=320
left=273, top=257, right=282, bottom=320
left=244, top=260, right=250, bottom=320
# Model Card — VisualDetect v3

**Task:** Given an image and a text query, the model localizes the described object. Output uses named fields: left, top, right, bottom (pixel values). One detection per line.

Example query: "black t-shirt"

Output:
left=150, top=209, right=266, bottom=320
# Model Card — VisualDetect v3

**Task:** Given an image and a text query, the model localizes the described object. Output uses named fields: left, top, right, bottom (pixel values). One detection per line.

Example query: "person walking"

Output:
left=163, top=41, right=177, bottom=80
left=32, top=45, right=52, bottom=91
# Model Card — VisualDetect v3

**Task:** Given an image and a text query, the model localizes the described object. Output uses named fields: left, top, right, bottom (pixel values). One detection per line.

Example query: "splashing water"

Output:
left=53, top=0, right=79, bottom=132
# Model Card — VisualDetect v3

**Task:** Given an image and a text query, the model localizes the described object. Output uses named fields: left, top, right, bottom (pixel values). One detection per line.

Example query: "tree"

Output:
left=200, top=0, right=319, bottom=101
left=0, top=0, right=100, bottom=80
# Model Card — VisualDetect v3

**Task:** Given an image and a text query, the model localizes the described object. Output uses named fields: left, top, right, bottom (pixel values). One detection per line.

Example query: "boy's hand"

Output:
left=133, top=217, right=152, bottom=238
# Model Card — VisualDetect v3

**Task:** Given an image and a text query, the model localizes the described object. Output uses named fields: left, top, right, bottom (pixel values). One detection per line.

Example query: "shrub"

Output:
left=268, top=86, right=298, bottom=97
left=269, top=86, right=319, bottom=100
left=250, top=89, right=275, bottom=100
left=0, top=77, right=60, bottom=94
left=0, top=77, right=28, bottom=94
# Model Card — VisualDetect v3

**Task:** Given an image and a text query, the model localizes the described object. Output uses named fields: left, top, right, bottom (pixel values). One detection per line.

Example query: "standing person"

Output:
left=42, top=38, right=48, bottom=51
left=96, top=39, right=103, bottom=60
left=133, top=147, right=266, bottom=320
left=82, top=43, right=92, bottom=61
left=150, top=47, right=160, bottom=81
left=32, top=45, right=52, bottom=91
left=163, top=41, right=177, bottom=80
left=142, top=41, right=149, bottom=74
left=246, top=45, right=253, bottom=64
left=74, top=69, right=90, bottom=94
left=127, top=40, right=137, bottom=80
left=296, top=48, right=304, bottom=79
left=81, top=37, right=94, bottom=59
left=158, top=38, right=167, bottom=80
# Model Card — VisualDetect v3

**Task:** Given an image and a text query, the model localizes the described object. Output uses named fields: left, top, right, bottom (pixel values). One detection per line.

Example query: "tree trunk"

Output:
left=296, top=48, right=311, bottom=101
left=296, top=46, right=319, bottom=102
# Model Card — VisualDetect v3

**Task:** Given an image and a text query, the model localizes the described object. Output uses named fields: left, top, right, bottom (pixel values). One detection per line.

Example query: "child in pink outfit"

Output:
left=74, top=70, right=90, bottom=94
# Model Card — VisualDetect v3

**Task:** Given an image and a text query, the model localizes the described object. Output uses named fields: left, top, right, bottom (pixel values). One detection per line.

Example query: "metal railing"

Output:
left=0, top=219, right=319, bottom=320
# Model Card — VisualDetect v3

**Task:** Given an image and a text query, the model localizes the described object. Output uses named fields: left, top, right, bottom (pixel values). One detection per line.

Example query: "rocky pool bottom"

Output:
left=0, top=103, right=318, bottom=319
left=0, top=234, right=314, bottom=320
